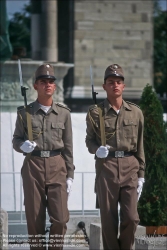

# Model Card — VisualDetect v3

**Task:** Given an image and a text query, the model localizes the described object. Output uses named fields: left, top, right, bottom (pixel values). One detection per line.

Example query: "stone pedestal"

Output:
left=0, top=208, right=8, bottom=250
left=0, top=60, right=74, bottom=111
left=89, top=223, right=146, bottom=250
left=135, top=236, right=167, bottom=250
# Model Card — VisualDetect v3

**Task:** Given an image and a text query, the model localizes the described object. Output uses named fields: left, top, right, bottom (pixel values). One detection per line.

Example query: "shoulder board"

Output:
left=126, top=101, right=140, bottom=109
left=56, top=103, right=71, bottom=111
left=28, top=104, right=33, bottom=108
left=17, top=105, right=25, bottom=111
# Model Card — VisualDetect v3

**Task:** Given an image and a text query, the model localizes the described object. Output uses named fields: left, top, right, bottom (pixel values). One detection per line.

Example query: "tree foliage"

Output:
left=153, top=0, right=167, bottom=96
left=8, top=3, right=31, bottom=58
left=138, top=84, right=167, bottom=226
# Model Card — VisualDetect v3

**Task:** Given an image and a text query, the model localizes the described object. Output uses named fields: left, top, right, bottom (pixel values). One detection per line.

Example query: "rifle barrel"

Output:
left=18, top=59, right=23, bottom=87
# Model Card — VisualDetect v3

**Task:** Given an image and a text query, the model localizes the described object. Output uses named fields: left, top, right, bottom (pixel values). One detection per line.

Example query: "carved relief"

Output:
left=0, top=61, right=73, bottom=105
left=0, top=78, right=64, bottom=103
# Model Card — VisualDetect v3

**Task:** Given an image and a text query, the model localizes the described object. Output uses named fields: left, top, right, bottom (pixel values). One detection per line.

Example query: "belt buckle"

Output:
left=115, top=151, right=124, bottom=158
left=40, top=151, right=50, bottom=157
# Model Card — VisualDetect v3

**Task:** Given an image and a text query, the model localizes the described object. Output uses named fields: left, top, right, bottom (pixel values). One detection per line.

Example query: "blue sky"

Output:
left=6, top=0, right=30, bottom=19
left=6, top=0, right=167, bottom=19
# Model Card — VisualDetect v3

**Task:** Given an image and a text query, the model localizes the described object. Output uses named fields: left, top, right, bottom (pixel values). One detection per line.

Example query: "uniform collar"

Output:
left=103, top=98, right=113, bottom=114
left=31, top=100, right=41, bottom=113
left=31, top=100, right=58, bottom=114
left=51, top=102, right=59, bottom=114
left=103, top=98, right=132, bottom=114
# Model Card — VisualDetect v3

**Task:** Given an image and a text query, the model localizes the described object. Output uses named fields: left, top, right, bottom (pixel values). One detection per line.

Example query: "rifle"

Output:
left=89, top=65, right=106, bottom=146
left=18, top=59, right=29, bottom=107
left=89, top=66, right=106, bottom=209
left=18, top=60, right=33, bottom=151
left=90, top=65, right=98, bottom=104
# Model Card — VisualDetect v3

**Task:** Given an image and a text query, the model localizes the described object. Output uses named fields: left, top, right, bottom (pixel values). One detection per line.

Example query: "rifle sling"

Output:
left=98, top=106, right=106, bottom=146
left=26, top=106, right=33, bottom=141
left=94, top=106, right=106, bottom=190
left=24, top=106, right=33, bottom=162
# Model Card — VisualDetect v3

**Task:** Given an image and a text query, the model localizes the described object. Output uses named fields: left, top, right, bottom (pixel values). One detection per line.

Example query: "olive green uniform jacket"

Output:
left=12, top=100, right=75, bottom=179
left=86, top=98, right=145, bottom=177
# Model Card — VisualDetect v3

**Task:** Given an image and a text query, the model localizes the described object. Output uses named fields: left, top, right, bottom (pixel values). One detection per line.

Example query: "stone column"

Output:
left=41, top=0, right=58, bottom=62
left=31, top=0, right=42, bottom=60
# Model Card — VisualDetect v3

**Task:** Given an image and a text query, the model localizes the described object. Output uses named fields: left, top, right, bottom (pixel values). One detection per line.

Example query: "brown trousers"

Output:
left=21, top=155, right=69, bottom=250
left=96, top=155, right=140, bottom=250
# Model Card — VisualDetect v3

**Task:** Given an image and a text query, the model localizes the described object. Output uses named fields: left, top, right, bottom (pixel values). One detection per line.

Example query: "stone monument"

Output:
left=0, top=60, right=74, bottom=111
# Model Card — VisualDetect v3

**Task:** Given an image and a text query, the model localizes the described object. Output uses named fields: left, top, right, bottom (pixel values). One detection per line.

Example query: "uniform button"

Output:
left=118, top=139, right=120, bottom=142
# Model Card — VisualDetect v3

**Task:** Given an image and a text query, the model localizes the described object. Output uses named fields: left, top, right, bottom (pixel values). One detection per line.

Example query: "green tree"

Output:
left=138, top=84, right=167, bottom=226
left=153, top=0, right=167, bottom=96
left=9, top=3, right=31, bottom=58
left=0, top=0, right=13, bottom=60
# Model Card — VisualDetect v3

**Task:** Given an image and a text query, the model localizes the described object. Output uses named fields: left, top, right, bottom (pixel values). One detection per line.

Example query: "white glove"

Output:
left=20, top=140, right=37, bottom=153
left=96, top=145, right=110, bottom=158
left=137, top=178, right=145, bottom=201
left=67, top=177, right=73, bottom=196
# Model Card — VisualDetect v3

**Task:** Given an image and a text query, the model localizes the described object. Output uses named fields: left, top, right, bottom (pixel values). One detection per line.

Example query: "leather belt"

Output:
left=108, top=151, right=133, bottom=158
left=27, top=150, right=61, bottom=158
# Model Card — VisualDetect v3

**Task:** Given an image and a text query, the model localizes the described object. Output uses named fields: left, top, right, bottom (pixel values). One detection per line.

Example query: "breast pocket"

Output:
left=105, top=119, right=116, bottom=131
left=51, top=122, right=65, bottom=140
left=123, top=119, right=138, bottom=138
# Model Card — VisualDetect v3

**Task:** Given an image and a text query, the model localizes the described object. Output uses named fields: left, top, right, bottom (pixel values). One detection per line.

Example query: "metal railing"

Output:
left=1, top=171, right=100, bottom=224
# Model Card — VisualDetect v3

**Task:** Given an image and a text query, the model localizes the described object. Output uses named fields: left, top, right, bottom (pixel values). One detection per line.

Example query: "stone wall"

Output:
left=74, top=0, right=153, bottom=98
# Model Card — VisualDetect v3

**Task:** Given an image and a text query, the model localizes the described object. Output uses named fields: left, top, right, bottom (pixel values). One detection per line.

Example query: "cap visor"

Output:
left=104, top=73, right=124, bottom=80
left=36, top=75, right=56, bottom=81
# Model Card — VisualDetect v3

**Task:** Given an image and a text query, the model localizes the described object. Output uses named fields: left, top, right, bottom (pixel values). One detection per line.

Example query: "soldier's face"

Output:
left=103, top=76, right=125, bottom=98
left=34, top=78, right=56, bottom=97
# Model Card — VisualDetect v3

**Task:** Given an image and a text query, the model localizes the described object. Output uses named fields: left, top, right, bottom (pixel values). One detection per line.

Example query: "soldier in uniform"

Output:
left=12, top=64, right=74, bottom=250
left=85, top=64, right=145, bottom=250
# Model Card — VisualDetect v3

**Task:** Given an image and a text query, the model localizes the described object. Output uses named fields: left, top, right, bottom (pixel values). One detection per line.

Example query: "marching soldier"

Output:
left=85, top=64, right=145, bottom=250
left=12, top=64, right=74, bottom=250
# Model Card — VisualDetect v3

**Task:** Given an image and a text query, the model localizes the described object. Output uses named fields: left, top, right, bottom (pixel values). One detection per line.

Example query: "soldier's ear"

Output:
left=103, top=83, right=106, bottom=91
left=33, top=83, right=37, bottom=90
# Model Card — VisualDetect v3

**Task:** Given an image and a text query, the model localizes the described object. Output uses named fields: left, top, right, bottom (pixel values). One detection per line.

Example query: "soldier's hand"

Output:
left=67, top=177, right=73, bottom=197
left=137, top=178, right=145, bottom=201
left=96, top=145, right=110, bottom=158
left=20, top=140, right=37, bottom=153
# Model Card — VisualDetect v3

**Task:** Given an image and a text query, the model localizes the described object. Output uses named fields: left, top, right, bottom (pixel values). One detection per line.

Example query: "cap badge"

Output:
left=46, top=65, right=50, bottom=68
left=114, top=65, right=118, bottom=69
